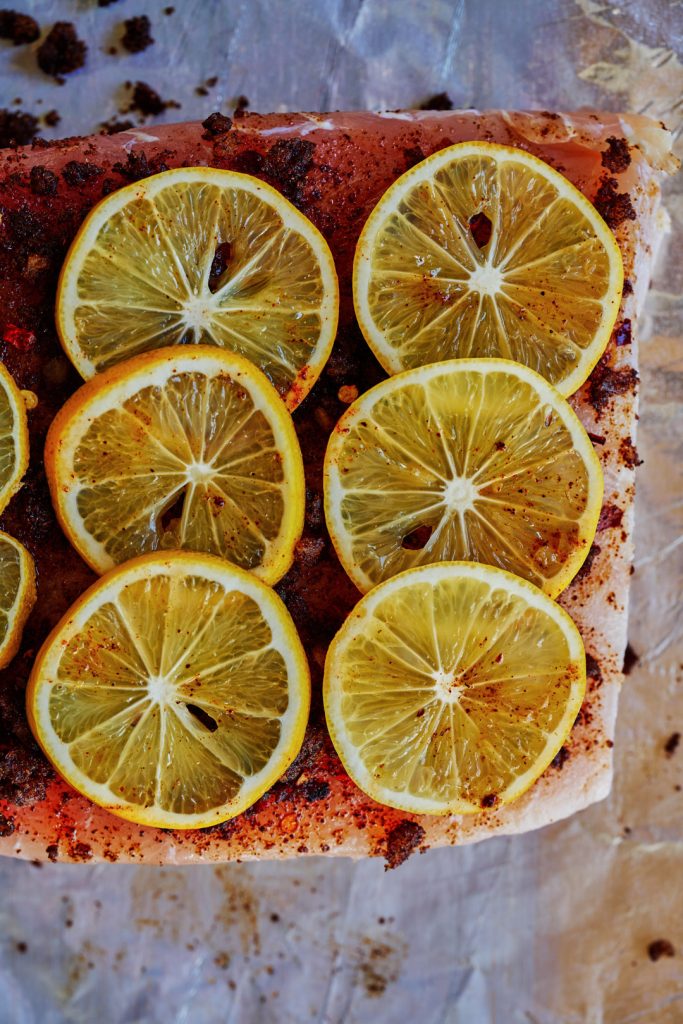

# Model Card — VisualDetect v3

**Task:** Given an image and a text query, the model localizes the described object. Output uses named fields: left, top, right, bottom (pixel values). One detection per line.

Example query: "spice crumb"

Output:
left=121, top=15, right=154, bottom=54
left=664, top=732, right=680, bottom=758
left=0, top=9, right=40, bottom=45
left=648, top=939, right=675, bottom=962
left=37, top=21, right=87, bottom=80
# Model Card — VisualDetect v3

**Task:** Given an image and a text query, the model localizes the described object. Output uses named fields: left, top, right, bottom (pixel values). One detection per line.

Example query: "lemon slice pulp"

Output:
left=325, top=358, right=603, bottom=597
left=46, top=346, right=304, bottom=582
left=0, top=531, right=36, bottom=670
left=354, top=141, right=623, bottom=396
left=324, top=562, right=586, bottom=815
left=56, top=167, right=339, bottom=410
left=27, top=551, right=310, bottom=828
left=0, top=362, right=29, bottom=514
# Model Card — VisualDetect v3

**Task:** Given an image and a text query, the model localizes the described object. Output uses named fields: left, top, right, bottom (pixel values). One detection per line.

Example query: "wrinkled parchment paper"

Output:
left=0, top=1, right=681, bottom=1021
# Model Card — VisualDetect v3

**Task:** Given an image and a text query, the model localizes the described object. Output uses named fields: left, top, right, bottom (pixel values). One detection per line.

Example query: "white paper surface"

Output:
left=0, top=1, right=681, bottom=1021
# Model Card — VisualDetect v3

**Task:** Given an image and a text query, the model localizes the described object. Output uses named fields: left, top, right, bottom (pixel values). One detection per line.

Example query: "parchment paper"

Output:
left=0, top=1, right=681, bottom=1021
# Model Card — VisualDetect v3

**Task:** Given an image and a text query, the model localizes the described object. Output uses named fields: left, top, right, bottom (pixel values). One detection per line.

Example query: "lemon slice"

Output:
left=46, top=346, right=304, bottom=582
left=27, top=551, right=310, bottom=828
left=324, top=561, right=585, bottom=815
left=0, top=531, right=36, bottom=670
left=0, top=362, right=29, bottom=513
left=324, top=358, right=602, bottom=598
left=354, top=141, right=623, bottom=396
left=56, top=167, right=339, bottom=410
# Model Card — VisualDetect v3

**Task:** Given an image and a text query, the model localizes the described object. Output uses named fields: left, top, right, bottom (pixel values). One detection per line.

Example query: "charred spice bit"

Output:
left=2, top=324, right=36, bottom=351
left=622, top=643, right=639, bottom=676
left=619, top=436, right=642, bottom=469
left=593, top=176, right=636, bottom=230
left=0, top=812, right=15, bottom=837
left=615, top=318, right=632, bottom=346
left=419, top=92, right=454, bottom=110
left=43, top=109, right=60, bottom=127
left=15, top=941, right=27, bottom=953
left=294, top=536, right=325, bottom=569
left=622, top=279, right=633, bottom=295
left=664, top=732, right=680, bottom=758
left=301, top=778, right=330, bottom=803
left=481, top=793, right=498, bottom=808
left=98, top=0, right=122, bottom=6
left=234, top=94, right=249, bottom=116
left=99, top=117, right=134, bottom=135
left=551, top=746, right=570, bottom=770
left=648, top=939, right=675, bottom=962
left=597, top=503, right=623, bottom=531
left=121, top=15, right=154, bottom=53
left=585, top=652, right=603, bottom=686
left=0, top=108, right=38, bottom=148
left=37, top=22, right=87, bottom=81
left=201, top=111, right=232, bottom=138
left=576, top=543, right=600, bottom=582
left=601, top=136, right=631, bottom=174
left=383, top=820, right=425, bottom=870
left=588, top=355, right=638, bottom=414
left=587, top=431, right=606, bottom=445
left=0, top=9, right=40, bottom=45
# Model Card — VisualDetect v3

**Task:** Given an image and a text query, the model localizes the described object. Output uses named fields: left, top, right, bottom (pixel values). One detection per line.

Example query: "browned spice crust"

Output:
left=619, top=436, right=642, bottom=469
left=29, top=165, right=58, bottom=196
left=601, top=136, right=631, bottom=174
left=0, top=9, right=40, bottom=45
left=0, top=109, right=38, bottom=149
left=594, top=175, right=636, bottom=229
left=37, top=22, right=87, bottom=80
left=383, top=821, right=425, bottom=869
left=597, top=503, right=624, bottom=531
left=121, top=15, right=154, bottom=53
left=202, top=112, right=232, bottom=138
left=588, top=355, right=638, bottom=414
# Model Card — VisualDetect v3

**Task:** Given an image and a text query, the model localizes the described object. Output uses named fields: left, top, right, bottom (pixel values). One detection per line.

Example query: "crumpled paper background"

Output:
left=0, top=1, right=681, bottom=1021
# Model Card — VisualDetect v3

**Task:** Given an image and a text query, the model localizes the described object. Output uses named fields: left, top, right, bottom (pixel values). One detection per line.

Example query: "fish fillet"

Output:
left=0, top=109, right=676, bottom=866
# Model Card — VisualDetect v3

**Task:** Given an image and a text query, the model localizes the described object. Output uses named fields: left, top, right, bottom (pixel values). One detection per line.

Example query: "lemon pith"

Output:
left=353, top=141, right=623, bottom=396
left=27, top=551, right=310, bottom=829
left=324, top=358, right=603, bottom=598
left=56, top=166, right=339, bottom=410
left=0, top=532, right=36, bottom=670
left=45, top=345, right=305, bottom=583
left=324, top=561, right=586, bottom=815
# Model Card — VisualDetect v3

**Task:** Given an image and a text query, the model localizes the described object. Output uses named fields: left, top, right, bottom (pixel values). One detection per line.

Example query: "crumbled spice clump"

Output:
left=0, top=812, right=15, bottom=837
left=62, top=160, right=103, bottom=187
left=615, top=318, right=632, bottom=346
left=588, top=356, right=638, bottom=414
left=99, top=117, right=134, bottom=135
left=551, top=746, right=570, bottom=770
left=601, top=136, right=631, bottom=174
left=419, top=91, right=453, bottom=110
left=234, top=94, right=249, bottom=115
left=0, top=108, right=38, bottom=148
left=647, top=939, right=675, bottom=962
left=121, top=14, right=154, bottom=53
left=30, top=164, right=58, bottom=196
left=202, top=111, right=232, bottom=138
left=576, top=543, right=600, bottom=581
left=43, top=109, right=60, bottom=127
left=594, top=176, right=636, bottom=229
left=619, top=436, right=642, bottom=469
left=98, top=0, right=122, bottom=6
left=383, top=820, right=425, bottom=870
left=0, top=9, right=40, bottom=45
left=37, top=21, right=87, bottom=79
left=129, top=81, right=179, bottom=117
left=664, top=732, right=680, bottom=757
left=586, top=652, right=603, bottom=685
left=233, top=138, right=316, bottom=205
left=301, top=778, right=330, bottom=803
left=597, top=503, right=623, bottom=531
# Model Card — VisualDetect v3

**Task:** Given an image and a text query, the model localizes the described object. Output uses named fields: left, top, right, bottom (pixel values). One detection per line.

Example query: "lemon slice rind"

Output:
left=27, top=550, right=310, bottom=829
left=56, top=167, right=339, bottom=411
left=45, top=345, right=305, bottom=583
left=0, top=362, right=30, bottom=515
left=324, top=560, right=586, bottom=816
left=0, top=531, right=36, bottom=670
left=353, top=141, right=623, bottom=397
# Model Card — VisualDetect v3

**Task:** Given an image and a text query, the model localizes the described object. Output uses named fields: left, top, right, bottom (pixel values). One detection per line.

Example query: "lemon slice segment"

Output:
left=56, top=167, right=339, bottom=410
left=353, top=141, right=623, bottom=396
left=27, top=551, right=310, bottom=828
left=0, top=531, right=36, bottom=670
left=46, top=346, right=304, bottom=582
left=324, top=358, right=603, bottom=598
left=324, top=561, right=585, bottom=815
left=0, top=362, right=29, bottom=514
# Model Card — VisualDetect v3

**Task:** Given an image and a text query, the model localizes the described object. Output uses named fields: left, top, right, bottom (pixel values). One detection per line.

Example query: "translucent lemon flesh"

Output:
left=324, top=562, right=585, bottom=815
left=46, top=346, right=304, bottom=583
left=27, top=552, right=310, bottom=828
left=325, top=359, right=603, bottom=597
left=354, top=142, right=623, bottom=396
left=57, top=167, right=339, bottom=410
